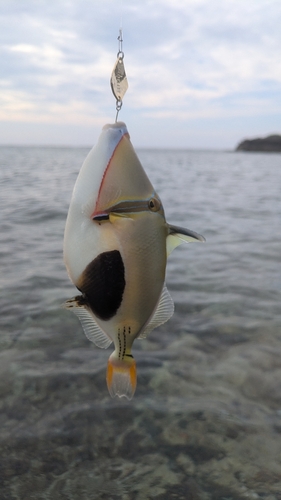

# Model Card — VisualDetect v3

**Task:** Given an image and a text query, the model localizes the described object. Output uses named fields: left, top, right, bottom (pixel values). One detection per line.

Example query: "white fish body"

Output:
left=64, top=122, right=205, bottom=399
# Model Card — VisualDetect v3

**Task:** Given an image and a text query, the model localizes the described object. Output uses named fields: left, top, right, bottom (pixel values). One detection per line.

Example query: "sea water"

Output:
left=0, top=146, right=281, bottom=499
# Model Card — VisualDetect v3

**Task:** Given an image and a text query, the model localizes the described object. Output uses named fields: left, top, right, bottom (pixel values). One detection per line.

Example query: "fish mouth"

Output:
left=92, top=213, right=110, bottom=222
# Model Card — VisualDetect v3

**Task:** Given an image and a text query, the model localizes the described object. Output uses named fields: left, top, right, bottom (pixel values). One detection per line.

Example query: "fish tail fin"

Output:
left=106, top=353, right=137, bottom=400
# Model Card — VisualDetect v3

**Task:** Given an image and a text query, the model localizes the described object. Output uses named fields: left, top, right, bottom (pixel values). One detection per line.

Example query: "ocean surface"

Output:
left=0, top=144, right=281, bottom=499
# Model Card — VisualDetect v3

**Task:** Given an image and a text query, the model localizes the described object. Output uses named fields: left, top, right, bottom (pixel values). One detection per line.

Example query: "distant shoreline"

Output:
left=236, top=134, right=281, bottom=152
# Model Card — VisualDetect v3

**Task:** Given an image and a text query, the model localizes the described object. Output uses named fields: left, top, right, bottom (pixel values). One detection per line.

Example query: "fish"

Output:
left=63, top=122, right=205, bottom=400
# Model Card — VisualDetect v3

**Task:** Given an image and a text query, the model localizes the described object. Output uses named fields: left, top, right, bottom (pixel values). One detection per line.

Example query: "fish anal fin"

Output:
left=138, top=284, right=174, bottom=339
left=106, top=355, right=137, bottom=400
left=63, top=297, right=112, bottom=349
left=166, top=223, right=205, bottom=256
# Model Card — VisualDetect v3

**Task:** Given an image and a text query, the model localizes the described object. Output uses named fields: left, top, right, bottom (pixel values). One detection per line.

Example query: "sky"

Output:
left=0, top=0, right=281, bottom=149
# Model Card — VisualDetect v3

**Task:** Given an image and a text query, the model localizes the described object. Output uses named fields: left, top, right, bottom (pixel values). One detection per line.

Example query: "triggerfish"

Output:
left=63, top=122, right=205, bottom=400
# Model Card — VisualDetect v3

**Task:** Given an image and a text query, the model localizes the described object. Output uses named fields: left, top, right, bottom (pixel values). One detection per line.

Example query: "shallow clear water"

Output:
left=0, top=145, right=281, bottom=499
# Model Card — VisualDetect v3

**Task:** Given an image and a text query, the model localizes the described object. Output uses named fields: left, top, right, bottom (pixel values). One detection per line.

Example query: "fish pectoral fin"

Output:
left=62, top=297, right=112, bottom=349
left=166, top=223, right=206, bottom=256
left=138, top=284, right=174, bottom=339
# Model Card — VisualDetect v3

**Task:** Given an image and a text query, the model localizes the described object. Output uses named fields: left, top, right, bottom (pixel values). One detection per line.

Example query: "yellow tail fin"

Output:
left=106, top=354, right=137, bottom=400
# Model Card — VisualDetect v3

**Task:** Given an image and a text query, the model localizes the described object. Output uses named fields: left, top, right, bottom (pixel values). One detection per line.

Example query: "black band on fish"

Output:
left=77, top=250, right=126, bottom=321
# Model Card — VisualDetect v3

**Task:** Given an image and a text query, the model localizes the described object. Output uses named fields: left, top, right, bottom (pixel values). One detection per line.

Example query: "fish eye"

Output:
left=148, top=197, right=161, bottom=212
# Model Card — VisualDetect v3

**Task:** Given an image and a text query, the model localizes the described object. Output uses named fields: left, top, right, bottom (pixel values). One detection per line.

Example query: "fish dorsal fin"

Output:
left=166, top=223, right=206, bottom=256
left=63, top=297, right=112, bottom=348
left=138, top=285, right=174, bottom=339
